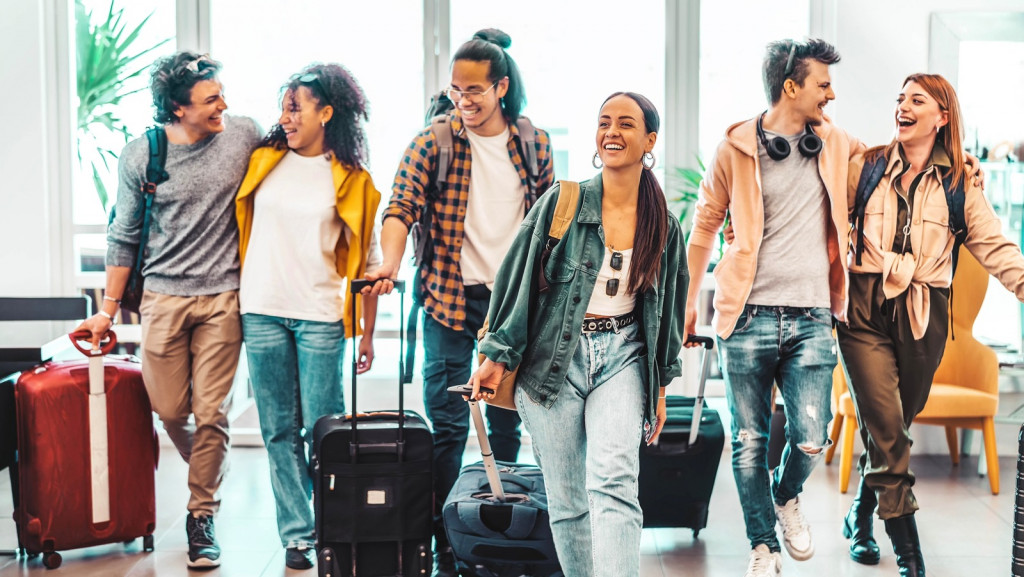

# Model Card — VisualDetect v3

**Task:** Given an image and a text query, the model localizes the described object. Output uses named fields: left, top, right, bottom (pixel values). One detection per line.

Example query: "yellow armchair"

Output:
left=825, top=246, right=1000, bottom=494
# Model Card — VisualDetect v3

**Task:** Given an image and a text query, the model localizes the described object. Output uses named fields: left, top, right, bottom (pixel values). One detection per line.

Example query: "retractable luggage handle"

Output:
left=69, top=329, right=119, bottom=525
left=347, top=280, right=405, bottom=462
left=685, top=335, right=715, bottom=447
left=467, top=399, right=506, bottom=502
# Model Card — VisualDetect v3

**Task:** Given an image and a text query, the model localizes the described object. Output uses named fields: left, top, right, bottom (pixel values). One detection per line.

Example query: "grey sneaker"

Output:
left=774, top=497, right=814, bottom=561
left=745, top=544, right=782, bottom=577
left=185, top=514, right=221, bottom=569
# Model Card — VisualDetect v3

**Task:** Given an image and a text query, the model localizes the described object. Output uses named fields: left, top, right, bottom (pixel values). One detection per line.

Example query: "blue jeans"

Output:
left=718, top=305, right=835, bottom=551
left=241, top=313, right=346, bottom=549
left=516, top=322, right=646, bottom=577
left=421, top=293, right=521, bottom=546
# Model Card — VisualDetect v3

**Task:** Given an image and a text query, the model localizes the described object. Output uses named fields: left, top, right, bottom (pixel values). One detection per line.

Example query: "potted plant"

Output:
left=668, top=158, right=726, bottom=268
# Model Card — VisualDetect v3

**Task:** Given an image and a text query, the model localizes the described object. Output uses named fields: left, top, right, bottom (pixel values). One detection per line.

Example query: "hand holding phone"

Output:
left=447, top=383, right=494, bottom=399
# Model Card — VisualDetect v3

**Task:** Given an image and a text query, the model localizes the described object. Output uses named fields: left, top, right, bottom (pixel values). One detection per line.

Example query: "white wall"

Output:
left=0, top=0, right=69, bottom=298
left=831, top=0, right=1024, bottom=147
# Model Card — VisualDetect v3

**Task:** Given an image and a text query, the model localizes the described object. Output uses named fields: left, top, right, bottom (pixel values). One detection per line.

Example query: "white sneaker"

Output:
left=774, top=497, right=814, bottom=560
left=745, top=544, right=782, bottom=577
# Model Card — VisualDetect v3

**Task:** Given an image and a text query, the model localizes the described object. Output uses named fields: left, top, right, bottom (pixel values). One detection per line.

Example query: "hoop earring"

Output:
left=592, top=151, right=603, bottom=169
left=642, top=152, right=656, bottom=170
left=321, top=120, right=326, bottom=127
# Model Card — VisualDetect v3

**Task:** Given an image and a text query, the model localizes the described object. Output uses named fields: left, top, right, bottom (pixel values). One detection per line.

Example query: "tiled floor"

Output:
left=0, top=335, right=1020, bottom=576
left=0, top=407, right=1017, bottom=576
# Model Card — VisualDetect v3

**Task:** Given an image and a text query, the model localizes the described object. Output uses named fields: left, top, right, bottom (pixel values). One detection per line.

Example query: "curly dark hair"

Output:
left=261, top=63, right=370, bottom=169
left=149, top=51, right=222, bottom=124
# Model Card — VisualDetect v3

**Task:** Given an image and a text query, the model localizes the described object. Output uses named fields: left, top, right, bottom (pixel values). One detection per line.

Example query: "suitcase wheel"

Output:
left=692, top=529, right=700, bottom=539
left=42, top=551, right=61, bottom=569
left=143, top=534, right=155, bottom=552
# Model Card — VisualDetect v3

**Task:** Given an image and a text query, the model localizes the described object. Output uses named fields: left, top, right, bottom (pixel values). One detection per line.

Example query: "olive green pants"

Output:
left=836, top=273, right=948, bottom=519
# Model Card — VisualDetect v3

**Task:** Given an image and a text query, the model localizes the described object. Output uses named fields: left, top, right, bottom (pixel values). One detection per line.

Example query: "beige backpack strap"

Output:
left=549, top=180, right=580, bottom=240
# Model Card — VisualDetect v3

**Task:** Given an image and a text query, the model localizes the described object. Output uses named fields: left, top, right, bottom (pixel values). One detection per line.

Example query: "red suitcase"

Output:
left=13, top=330, right=158, bottom=569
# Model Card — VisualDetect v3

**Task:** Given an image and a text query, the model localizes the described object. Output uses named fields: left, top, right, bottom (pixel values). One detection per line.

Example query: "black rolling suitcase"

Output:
left=638, top=335, right=725, bottom=536
left=442, top=389, right=561, bottom=577
left=312, top=280, right=434, bottom=577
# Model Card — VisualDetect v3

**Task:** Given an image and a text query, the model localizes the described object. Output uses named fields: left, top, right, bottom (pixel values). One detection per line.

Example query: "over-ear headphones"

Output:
left=756, top=112, right=822, bottom=161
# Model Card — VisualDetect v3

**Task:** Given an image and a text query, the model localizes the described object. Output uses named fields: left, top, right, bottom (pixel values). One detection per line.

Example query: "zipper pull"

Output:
left=329, top=474, right=335, bottom=491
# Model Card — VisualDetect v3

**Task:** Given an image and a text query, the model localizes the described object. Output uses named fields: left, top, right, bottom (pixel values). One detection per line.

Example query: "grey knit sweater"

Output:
left=106, top=115, right=262, bottom=296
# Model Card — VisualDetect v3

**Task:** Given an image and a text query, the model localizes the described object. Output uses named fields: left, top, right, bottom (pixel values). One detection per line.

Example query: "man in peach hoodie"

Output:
left=684, top=38, right=864, bottom=577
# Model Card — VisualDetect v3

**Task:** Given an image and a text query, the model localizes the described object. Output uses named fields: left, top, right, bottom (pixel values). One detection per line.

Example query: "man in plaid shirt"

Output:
left=366, top=28, right=554, bottom=575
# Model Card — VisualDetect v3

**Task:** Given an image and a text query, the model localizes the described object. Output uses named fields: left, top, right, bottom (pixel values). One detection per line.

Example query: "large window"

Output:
left=698, top=0, right=809, bottom=161
left=450, top=0, right=666, bottom=183
left=73, top=0, right=176, bottom=285
left=209, top=0, right=424, bottom=186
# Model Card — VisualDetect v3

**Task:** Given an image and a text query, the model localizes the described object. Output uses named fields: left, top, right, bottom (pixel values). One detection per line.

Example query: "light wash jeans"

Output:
left=241, top=313, right=346, bottom=549
left=516, top=322, right=646, bottom=577
left=718, top=305, right=836, bottom=551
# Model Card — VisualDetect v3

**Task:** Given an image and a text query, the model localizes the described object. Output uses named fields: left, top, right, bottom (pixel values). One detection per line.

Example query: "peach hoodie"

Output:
left=690, top=115, right=864, bottom=338
left=848, top=147, right=1024, bottom=340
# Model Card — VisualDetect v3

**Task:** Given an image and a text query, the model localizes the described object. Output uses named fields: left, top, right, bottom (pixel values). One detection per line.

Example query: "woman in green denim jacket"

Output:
left=470, top=92, right=688, bottom=576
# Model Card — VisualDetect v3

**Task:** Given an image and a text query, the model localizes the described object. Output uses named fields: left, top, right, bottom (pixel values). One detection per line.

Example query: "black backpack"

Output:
left=852, top=150, right=968, bottom=275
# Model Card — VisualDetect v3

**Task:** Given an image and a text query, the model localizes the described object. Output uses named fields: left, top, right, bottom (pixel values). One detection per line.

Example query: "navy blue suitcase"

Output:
left=443, top=398, right=561, bottom=577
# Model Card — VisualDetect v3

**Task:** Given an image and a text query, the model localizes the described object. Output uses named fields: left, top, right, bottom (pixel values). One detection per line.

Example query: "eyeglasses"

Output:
left=606, top=251, right=623, bottom=296
left=783, top=43, right=798, bottom=77
left=178, top=54, right=212, bottom=76
left=443, top=82, right=498, bottom=103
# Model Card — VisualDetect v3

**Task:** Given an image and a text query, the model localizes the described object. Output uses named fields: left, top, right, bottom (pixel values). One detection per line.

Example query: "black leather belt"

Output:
left=582, top=311, right=636, bottom=333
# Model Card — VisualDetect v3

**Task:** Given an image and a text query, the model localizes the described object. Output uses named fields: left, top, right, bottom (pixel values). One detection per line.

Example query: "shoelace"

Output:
left=778, top=502, right=808, bottom=534
left=188, top=517, right=215, bottom=546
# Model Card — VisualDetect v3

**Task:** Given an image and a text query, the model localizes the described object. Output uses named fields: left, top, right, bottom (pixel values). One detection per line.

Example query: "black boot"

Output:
left=842, top=479, right=880, bottom=565
left=884, top=514, right=926, bottom=577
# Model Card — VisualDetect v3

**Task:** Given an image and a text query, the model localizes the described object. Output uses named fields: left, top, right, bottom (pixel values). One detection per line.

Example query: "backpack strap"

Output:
left=942, top=169, right=968, bottom=276
left=133, top=127, right=169, bottom=274
left=853, top=151, right=888, bottom=266
left=536, top=181, right=581, bottom=294
left=403, top=117, right=454, bottom=384
left=515, top=116, right=539, bottom=201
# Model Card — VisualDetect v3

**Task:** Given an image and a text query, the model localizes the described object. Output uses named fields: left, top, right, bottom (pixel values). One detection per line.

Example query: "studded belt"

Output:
left=582, top=311, right=637, bottom=333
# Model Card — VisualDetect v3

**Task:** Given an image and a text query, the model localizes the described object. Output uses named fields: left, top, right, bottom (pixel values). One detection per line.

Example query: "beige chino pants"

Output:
left=139, top=290, right=240, bottom=516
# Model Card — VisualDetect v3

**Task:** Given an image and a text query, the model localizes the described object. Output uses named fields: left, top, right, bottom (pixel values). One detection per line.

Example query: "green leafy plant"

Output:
left=76, top=0, right=169, bottom=212
left=668, top=157, right=726, bottom=265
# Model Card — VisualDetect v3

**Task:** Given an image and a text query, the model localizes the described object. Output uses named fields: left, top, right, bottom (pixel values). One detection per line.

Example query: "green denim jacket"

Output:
left=479, top=175, right=689, bottom=431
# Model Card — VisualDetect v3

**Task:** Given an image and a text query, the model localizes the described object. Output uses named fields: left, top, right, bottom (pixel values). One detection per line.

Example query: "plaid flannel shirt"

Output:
left=385, top=112, right=555, bottom=331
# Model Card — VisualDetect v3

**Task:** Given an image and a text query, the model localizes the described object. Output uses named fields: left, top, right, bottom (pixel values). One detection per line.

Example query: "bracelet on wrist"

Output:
left=103, top=295, right=121, bottom=304
left=98, top=310, right=117, bottom=325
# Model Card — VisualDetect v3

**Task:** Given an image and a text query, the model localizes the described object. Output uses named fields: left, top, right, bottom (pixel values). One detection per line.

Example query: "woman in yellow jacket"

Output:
left=839, top=73, right=1024, bottom=577
left=235, top=63, right=381, bottom=570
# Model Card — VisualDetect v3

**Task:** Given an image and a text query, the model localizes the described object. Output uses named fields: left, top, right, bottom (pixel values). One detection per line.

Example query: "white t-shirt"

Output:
left=239, top=151, right=382, bottom=322
left=586, top=248, right=636, bottom=316
left=461, top=127, right=527, bottom=288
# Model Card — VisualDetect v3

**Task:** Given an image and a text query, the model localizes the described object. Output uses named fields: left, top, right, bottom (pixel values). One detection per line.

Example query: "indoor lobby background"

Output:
left=1, top=1, right=1023, bottom=575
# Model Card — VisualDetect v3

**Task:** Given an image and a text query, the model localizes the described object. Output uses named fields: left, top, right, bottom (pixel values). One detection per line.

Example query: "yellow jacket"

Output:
left=235, top=146, right=381, bottom=338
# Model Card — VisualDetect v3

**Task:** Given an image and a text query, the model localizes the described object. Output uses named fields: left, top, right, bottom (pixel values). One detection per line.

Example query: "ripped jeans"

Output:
left=718, top=305, right=836, bottom=551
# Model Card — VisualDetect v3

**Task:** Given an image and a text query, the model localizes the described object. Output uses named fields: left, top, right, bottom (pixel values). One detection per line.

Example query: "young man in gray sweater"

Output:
left=77, top=51, right=261, bottom=569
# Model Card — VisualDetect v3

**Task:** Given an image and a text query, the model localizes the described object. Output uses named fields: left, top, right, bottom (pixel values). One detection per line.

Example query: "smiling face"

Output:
left=596, top=95, right=656, bottom=171
left=788, top=60, right=835, bottom=126
left=279, top=85, right=332, bottom=157
left=895, top=80, right=948, bottom=147
left=173, top=79, right=227, bottom=138
left=449, top=59, right=508, bottom=137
